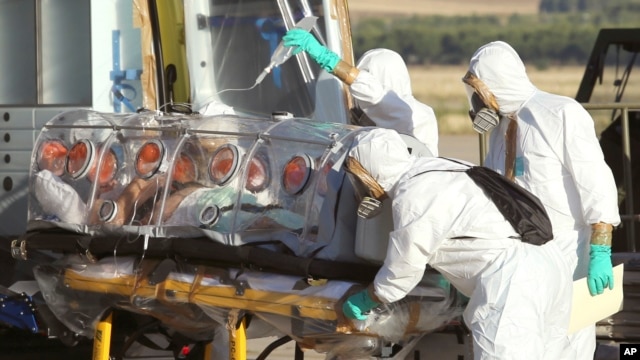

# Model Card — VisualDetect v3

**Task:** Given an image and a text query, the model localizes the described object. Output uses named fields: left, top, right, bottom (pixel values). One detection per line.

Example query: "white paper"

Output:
left=569, top=264, right=624, bottom=334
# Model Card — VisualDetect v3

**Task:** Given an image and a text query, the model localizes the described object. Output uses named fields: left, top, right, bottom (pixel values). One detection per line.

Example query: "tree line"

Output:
left=539, top=0, right=640, bottom=14
left=351, top=10, right=639, bottom=68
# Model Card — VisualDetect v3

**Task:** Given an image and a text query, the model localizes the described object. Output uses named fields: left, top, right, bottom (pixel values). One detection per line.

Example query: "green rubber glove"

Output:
left=282, top=29, right=340, bottom=72
left=342, top=289, right=380, bottom=320
left=587, top=244, right=614, bottom=296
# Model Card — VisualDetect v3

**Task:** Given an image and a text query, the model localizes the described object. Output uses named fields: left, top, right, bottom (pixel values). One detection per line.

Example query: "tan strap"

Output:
left=403, top=302, right=422, bottom=335
left=462, top=71, right=500, bottom=112
left=504, top=117, right=518, bottom=181
left=332, top=60, right=360, bottom=85
left=344, top=157, right=388, bottom=200
left=590, top=222, right=613, bottom=246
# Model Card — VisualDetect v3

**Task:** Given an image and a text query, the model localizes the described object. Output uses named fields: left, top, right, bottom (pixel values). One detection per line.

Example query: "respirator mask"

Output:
left=344, top=157, right=386, bottom=219
left=466, top=85, right=500, bottom=134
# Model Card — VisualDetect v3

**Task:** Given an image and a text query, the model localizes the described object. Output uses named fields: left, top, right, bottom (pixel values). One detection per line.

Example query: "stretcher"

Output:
left=15, top=110, right=464, bottom=359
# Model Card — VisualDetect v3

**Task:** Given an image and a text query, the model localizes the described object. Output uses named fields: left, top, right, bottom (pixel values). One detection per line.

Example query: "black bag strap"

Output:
left=465, top=166, right=553, bottom=244
left=410, top=158, right=553, bottom=245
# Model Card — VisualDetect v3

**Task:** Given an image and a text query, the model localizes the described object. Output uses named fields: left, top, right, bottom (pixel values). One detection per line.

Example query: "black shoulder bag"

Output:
left=413, top=159, right=553, bottom=245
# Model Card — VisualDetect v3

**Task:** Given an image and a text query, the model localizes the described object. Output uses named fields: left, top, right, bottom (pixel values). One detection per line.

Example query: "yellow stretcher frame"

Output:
left=63, top=266, right=342, bottom=360
left=64, top=262, right=436, bottom=359
left=93, top=311, right=215, bottom=360
left=63, top=269, right=339, bottom=321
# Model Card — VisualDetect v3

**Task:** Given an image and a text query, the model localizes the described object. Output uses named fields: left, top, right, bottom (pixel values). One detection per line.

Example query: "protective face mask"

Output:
left=471, top=108, right=500, bottom=134
left=469, top=92, right=500, bottom=134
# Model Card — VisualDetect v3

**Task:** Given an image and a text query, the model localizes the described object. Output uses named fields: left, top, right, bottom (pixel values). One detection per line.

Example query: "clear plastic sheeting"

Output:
left=28, top=109, right=364, bottom=259
left=26, top=109, right=465, bottom=358
left=33, top=255, right=464, bottom=358
left=33, top=256, right=220, bottom=341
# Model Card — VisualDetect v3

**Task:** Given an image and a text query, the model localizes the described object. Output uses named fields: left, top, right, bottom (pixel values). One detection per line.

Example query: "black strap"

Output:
left=409, top=158, right=553, bottom=245
left=465, top=166, right=552, bottom=245
left=409, top=157, right=470, bottom=179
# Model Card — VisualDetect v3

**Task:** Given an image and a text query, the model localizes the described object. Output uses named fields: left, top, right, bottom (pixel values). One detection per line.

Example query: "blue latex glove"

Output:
left=342, top=289, right=380, bottom=320
left=588, top=244, right=614, bottom=296
left=282, top=29, right=340, bottom=72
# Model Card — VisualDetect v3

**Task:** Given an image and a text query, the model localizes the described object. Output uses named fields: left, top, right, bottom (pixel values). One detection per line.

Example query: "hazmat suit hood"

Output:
left=468, top=41, right=536, bottom=115
left=357, top=49, right=413, bottom=99
left=347, top=128, right=413, bottom=195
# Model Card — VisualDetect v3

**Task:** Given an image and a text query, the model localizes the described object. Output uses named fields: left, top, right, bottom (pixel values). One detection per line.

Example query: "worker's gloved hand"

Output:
left=283, top=29, right=340, bottom=72
left=342, top=289, right=380, bottom=320
left=588, top=244, right=614, bottom=296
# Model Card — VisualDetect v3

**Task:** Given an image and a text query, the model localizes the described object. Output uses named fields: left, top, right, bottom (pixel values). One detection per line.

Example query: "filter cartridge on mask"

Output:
left=357, top=197, right=384, bottom=219
left=469, top=92, right=500, bottom=134
left=472, top=108, right=500, bottom=133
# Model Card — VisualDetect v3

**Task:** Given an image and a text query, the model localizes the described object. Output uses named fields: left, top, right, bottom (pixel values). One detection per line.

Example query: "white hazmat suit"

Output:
left=347, top=128, right=573, bottom=359
left=282, top=31, right=439, bottom=154
left=465, top=41, right=621, bottom=359
left=350, top=49, right=439, bottom=156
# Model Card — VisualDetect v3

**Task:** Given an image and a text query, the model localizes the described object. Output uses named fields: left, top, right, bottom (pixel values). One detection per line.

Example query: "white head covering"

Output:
left=351, top=49, right=439, bottom=156
left=356, top=49, right=412, bottom=98
left=468, top=41, right=536, bottom=114
left=347, top=128, right=413, bottom=194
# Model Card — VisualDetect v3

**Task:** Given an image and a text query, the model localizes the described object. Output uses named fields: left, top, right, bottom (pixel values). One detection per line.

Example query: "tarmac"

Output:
left=438, top=133, right=482, bottom=164
left=247, top=331, right=473, bottom=359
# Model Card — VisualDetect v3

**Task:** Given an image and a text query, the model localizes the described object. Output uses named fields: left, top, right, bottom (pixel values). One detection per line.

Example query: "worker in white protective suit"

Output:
left=341, top=128, right=574, bottom=359
left=283, top=30, right=439, bottom=156
left=462, top=41, right=621, bottom=359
